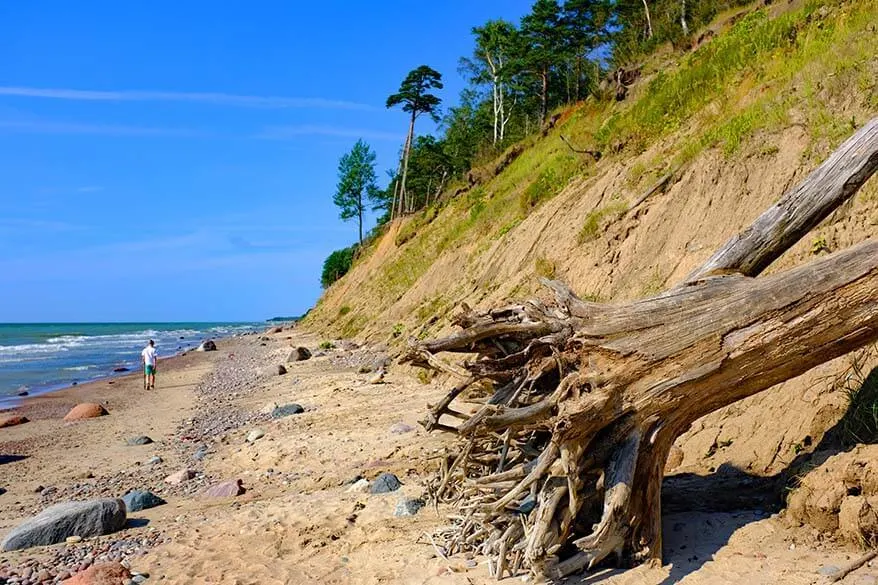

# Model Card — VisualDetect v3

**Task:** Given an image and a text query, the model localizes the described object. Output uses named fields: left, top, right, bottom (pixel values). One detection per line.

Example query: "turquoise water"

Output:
left=0, top=322, right=262, bottom=402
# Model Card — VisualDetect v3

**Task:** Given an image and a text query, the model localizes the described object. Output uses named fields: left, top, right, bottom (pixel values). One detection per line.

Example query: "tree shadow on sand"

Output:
left=566, top=364, right=878, bottom=584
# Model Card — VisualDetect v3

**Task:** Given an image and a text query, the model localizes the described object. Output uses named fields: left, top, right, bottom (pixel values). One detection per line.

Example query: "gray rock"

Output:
left=246, top=429, right=265, bottom=443
left=271, top=404, right=304, bottom=418
left=389, top=423, right=414, bottom=434
left=277, top=364, right=287, bottom=375
left=122, top=490, right=166, bottom=512
left=370, top=473, right=402, bottom=494
left=196, top=339, right=217, bottom=352
left=516, top=495, right=537, bottom=515
left=126, top=435, right=153, bottom=446
left=147, top=456, right=162, bottom=465
left=818, top=566, right=841, bottom=576
left=288, top=347, right=312, bottom=362
left=394, top=498, right=425, bottom=517
left=0, top=487, right=5, bottom=496
left=193, top=446, right=209, bottom=461
left=132, top=575, right=148, bottom=584
left=1, top=498, right=126, bottom=551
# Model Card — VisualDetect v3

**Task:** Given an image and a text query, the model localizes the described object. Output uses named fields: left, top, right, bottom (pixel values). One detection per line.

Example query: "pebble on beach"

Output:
left=0, top=414, right=29, bottom=428
left=204, top=479, right=245, bottom=498
left=122, top=490, right=166, bottom=512
left=394, top=498, right=425, bottom=517
left=246, top=429, right=265, bottom=443
left=370, top=473, right=402, bottom=494
left=125, top=436, right=154, bottom=446
left=62, top=561, right=131, bottom=585
left=164, top=469, right=196, bottom=485
left=271, top=404, right=304, bottom=418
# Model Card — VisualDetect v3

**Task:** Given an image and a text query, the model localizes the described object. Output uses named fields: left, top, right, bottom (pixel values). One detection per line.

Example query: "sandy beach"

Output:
left=1, top=330, right=875, bottom=585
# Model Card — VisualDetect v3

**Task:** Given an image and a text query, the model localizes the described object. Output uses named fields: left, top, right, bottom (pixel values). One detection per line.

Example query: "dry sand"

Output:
left=1, top=330, right=876, bottom=584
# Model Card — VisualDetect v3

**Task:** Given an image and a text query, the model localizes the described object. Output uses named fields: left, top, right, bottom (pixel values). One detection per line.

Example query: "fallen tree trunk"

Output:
left=405, top=118, right=878, bottom=580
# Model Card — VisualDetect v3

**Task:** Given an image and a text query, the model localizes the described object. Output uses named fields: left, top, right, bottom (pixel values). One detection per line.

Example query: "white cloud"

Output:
left=256, top=124, right=402, bottom=142
left=0, top=86, right=375, bottom=111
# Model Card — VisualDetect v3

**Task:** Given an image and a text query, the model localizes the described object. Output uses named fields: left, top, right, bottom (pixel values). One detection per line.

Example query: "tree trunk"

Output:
left=400, top=113, right=416, bottom=215
left=540, top=68, right=549, bottom=127
left=357, top=192, right=363, bottom=246
left=642, top=0, right=654, bottom=39
left=405, top=118, right=878, bottom=580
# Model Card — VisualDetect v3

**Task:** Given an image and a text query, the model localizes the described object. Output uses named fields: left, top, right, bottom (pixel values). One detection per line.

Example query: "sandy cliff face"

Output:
left=306, top=0, right=878, bottom=480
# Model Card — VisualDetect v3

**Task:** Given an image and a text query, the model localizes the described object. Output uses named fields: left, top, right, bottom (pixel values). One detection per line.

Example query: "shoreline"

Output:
left=0, top=330, right=265, bottom=413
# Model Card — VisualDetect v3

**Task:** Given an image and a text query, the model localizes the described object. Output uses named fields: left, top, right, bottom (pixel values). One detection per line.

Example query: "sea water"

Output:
left=0, top=322, right=262, bottom=402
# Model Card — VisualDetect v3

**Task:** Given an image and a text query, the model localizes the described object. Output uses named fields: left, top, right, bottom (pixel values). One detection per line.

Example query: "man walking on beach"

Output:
left=141, top=340, right=157, bottom=390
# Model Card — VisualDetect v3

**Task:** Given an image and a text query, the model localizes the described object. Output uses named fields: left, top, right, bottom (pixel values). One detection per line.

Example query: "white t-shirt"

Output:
left=142, top=345, right=157, bottom=367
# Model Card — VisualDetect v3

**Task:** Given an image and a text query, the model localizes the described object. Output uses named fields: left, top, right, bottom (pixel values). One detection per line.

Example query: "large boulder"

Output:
left=1, top=498, right=126, bottom=551
left=63, top=404, right=109, bottom=422
left=287, top=347, right=311, bottom=362
left=61, top=562, right=130, bottom=584
left=0, top=414, right=29, bottom=428
left=121, top=490, right=165, bottom=512
left=196, top=339, right=217, bottom=352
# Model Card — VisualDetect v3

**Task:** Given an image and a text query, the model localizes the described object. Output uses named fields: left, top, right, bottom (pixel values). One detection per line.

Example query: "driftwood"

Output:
left=404, top=118, right=878, bottom=580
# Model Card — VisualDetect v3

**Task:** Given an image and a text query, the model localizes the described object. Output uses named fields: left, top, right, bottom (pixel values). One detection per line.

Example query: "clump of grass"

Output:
left=395, top=205, right=440, bottom=246
left=318, top=341, right=335, bottom=350
left=811, top=235, right=830, bottom=255
left=391, top=323, right=404, bottom=338
left=640, top=269, right=667, bottom=296
left=339, top=314, right=367, bottom=338
left=518, top=155, right=580, bottom=215
left=534, top=255, right=557, bottom=279
left=338, top=305, right=351, bottom=317
left=835, top=348, right=878, bottom=448
left=578, top=200, right=629, bottom=244
left=496, top=218, right=522, bottom=238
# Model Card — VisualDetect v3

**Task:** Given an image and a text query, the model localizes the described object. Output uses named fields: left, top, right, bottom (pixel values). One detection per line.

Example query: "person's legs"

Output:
left=145, top=365, right=156, bottom=389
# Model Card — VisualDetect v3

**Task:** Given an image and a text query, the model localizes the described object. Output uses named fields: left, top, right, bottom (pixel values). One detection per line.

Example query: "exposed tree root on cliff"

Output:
left=404, top=118, right=878, bottom=580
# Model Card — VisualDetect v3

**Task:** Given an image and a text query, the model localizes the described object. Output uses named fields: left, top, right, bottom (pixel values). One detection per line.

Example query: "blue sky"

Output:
left=0, top=1, right=532, bottom=322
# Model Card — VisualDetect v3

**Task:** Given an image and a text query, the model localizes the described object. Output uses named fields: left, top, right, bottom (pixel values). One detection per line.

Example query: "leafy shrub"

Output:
left=320, top=245, right=357, bottom=288
left=338, top=305, right=352, bottom=316
left=318, top=341, right=335, bottom=350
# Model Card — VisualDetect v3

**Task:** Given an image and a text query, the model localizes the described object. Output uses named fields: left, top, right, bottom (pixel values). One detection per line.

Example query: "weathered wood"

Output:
left=688, top=117, right=878, bottom=281
left=409, top=118, right=878, bottom=580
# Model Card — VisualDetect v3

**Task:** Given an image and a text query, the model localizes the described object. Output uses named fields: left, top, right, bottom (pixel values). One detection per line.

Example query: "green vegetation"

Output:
left=320, top=245, right=357, bottom=288
left=519, top=154, right=580, bottom=214
left=833, top=348, right=878, bottom=447
left=534, top=255, right=557, bottom=279
left=577, top=200, right=628, bottom=244
left=318, top=341, right=335, bottom=350
left=333, top=140, right=380, bottom=245
left=338, top=305, right=351, bottom=317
